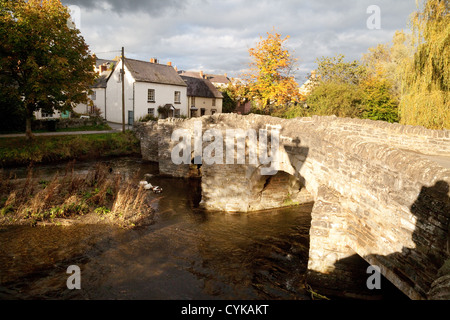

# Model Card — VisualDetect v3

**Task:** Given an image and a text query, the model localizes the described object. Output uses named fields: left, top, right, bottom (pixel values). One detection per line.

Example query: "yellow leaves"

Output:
left=245, top=28, right=302, bottom=112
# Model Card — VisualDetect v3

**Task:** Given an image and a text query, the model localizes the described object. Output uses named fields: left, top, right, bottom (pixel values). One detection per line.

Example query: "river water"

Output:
left=0, top=157, right=313, bottom=300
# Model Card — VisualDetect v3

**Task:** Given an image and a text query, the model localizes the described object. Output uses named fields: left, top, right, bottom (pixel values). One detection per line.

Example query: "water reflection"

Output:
left=0, top=158, right=313, bottom=300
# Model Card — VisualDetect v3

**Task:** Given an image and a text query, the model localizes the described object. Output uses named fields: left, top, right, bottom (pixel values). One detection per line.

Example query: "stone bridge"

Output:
left=135, top=113, right=450, bottom=300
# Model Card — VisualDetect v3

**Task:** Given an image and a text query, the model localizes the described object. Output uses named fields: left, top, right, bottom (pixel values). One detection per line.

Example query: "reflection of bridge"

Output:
left=135, top=113, right=450, bottom=300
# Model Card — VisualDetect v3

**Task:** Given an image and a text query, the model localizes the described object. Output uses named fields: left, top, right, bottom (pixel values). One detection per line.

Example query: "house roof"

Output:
left=205, top=74, right=230, bottom=85
left=92, top=70, right=112, bottom=89
left=123, top=58, right=187, bottom=87
left=180, top=75, right=223, bottom=99
left=96, top=58, right=114, bottom=68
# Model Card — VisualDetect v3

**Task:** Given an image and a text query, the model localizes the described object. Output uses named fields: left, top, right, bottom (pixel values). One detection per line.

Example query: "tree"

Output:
left=245, top=29, right=303, bottom=114
left=360, top=33, right=413, bottom=123
left=0, top=0, right=96, bottom=138
left=306, top=54, right=366, bottom=118
left=399, top=0, right=450, bottom=129
left=360, top=77, right=399, bottom=123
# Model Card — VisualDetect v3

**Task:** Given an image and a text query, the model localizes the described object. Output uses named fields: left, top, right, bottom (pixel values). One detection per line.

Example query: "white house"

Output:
left=73, top=70, right=112, bottom=119
left=299, top=70, right=318, bottom=97
left=106, top=58, right=188, bottom=124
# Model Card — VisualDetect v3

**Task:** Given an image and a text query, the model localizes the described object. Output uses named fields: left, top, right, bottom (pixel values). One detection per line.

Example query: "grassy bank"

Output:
left=0, top=163, right=155, bottom=228
left=0, top=131, right=141, bottom=167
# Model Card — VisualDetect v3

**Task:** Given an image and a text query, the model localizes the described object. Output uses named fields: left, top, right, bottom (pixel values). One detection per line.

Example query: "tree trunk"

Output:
left=25, top=107, right=34, bottom=140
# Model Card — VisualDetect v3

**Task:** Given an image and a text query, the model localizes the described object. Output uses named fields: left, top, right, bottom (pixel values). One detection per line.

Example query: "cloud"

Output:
left=64, top=0, right=189, bottom=14
left=61, top=0, right=418, bottom=81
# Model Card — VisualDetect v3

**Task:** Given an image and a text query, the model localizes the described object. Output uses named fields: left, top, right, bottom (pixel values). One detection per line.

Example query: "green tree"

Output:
left=245, top=29, right=302, bottom=114
left=360, top=33, right=413, bottom=123
left=306, top=55, right=366, bottom=118
left=360, top=77, right=399, bottom=122
left=399, top=0, right=450, bottom=129
left=0, top=0, right=96, bottom=138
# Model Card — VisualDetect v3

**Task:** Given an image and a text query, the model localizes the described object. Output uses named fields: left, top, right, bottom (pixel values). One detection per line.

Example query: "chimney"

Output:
left=174, top=66, right=178, bottom=72
left=199, top=71, right=204, bottom=79
left=167, top=61, right=172, bottom=66
left=100, top=65, right=107, bottom=73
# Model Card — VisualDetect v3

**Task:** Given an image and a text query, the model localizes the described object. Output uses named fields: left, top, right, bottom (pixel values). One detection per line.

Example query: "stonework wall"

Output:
left=135, top=113, right=450, bottom=299
left=134, top=120, right=159, bottom=162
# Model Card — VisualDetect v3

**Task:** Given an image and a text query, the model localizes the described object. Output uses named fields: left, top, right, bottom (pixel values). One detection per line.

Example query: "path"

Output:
left=0, top=122, right=124, bottom=138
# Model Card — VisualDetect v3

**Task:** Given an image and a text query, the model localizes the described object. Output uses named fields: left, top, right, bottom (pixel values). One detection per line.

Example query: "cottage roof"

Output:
left=180, top=75, right=223, bottom=99
left=95, top=58, right=113, bottom=68
left=124, top=58, right=187, bottom=87
left=92, top=70, right=112, bottom=89
left=205, top=74, right=230, bottom=85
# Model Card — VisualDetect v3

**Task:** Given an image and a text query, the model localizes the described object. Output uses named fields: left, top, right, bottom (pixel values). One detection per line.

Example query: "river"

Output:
left=0, top=157, right=314, bottom=300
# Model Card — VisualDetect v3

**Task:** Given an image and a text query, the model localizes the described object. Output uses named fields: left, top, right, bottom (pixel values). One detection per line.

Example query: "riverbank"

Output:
left=0, top=161, right=155, bottom=228
left=0, top=131, right=141, bottom=167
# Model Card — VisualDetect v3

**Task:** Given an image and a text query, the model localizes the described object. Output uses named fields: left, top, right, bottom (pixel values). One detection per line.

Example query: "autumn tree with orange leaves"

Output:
left=245, top=29, right=302, bottom=114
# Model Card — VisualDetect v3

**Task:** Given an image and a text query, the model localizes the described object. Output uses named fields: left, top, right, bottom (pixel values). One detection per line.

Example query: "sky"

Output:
left=61, top=0, right=419, bottom=83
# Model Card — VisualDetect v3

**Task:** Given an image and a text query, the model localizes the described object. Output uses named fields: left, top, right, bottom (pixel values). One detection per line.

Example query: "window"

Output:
left=42, top=111, right=53, bottom=118
left=212, top=98, right=216, bottom=107
left=174, top=91, right=181, bottom=104
left=148, top=89, right=155, bottom=102
left=211, top=109, right=217, bottom=115
left=200, top=108, right=206, bottom=116
left=148, top=108, right=155, bottom=116
left=191, top=96, right=196, bottom=106
left=91, top=91, right=96, bottom=101
left=174, top=109, right=180, bottom=118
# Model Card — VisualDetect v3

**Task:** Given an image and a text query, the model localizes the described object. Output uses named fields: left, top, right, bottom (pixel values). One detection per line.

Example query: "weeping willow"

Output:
left=399, top=0, right=450, bottom=129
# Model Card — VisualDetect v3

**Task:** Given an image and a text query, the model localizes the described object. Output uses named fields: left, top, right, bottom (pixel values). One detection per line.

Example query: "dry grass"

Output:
left=0, top=162, right=155, bottom=228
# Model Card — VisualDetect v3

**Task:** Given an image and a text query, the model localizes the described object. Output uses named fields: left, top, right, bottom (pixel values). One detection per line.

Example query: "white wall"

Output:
left=105, top=60, right=188, bottom=123
left=92, top=88, right=106, bottom=119
left=105, top=60, right=135, bottom=124
left=34, top=110, right=62, bottom=120
left=134, top=82, right=188, bottom=120
left=72, top=88, right=106, bottom=118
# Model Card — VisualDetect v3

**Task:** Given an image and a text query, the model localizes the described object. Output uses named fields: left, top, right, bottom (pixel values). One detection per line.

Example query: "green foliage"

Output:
left=303, top=55, right=366, bottom=118
left=298, top=54, right=399, bottom=122
left=95, top=206, right=111, bottom=216
left=361, top=78, right=399, bottom=123
left=138, top=114, right=158, bottom=122
left=306, top=81, right=364, bottom=118
left=275, top=103, right=310, bottom=119
left=0, top=0, right=97, bottom=137
left=0, top=93, right=27, bottom=133
left=219, top=89, right=238, bottom=113
left=313, top=54, right=367, bottom=85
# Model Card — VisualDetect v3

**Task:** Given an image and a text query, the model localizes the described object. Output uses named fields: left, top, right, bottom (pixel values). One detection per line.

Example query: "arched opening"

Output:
left=248, top=170, right=313, bottom=212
